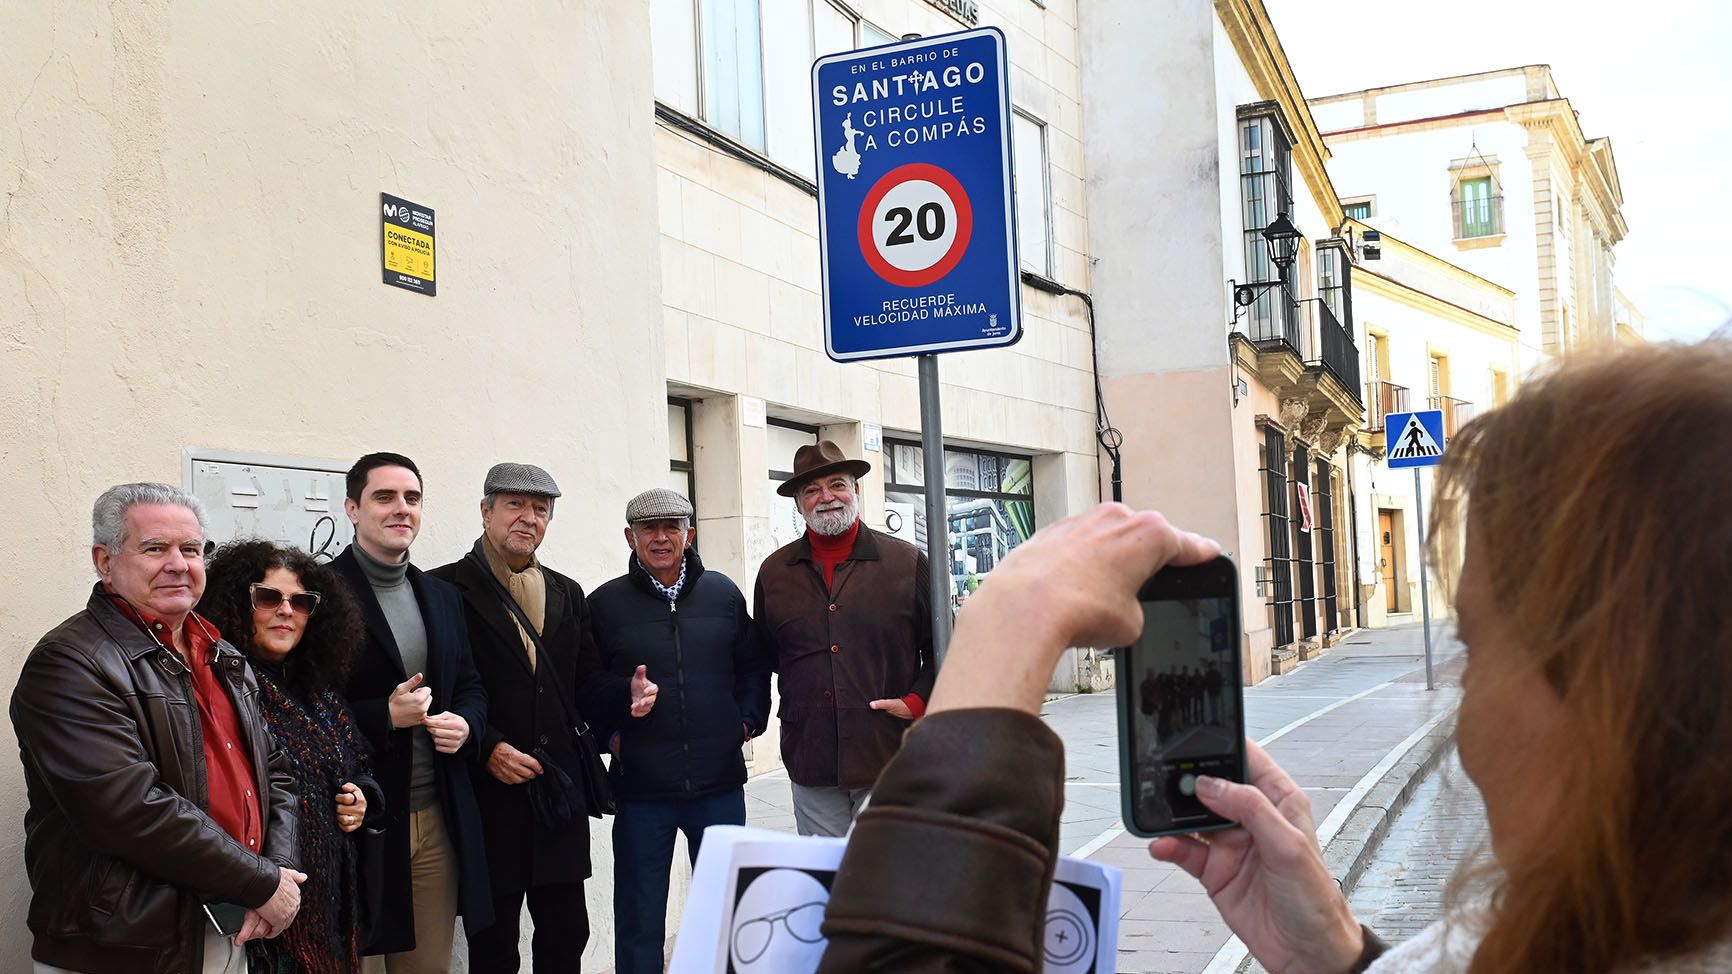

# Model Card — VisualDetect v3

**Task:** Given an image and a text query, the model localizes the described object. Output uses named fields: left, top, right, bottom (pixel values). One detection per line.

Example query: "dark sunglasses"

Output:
left=249, top=583, right=321, bottom=616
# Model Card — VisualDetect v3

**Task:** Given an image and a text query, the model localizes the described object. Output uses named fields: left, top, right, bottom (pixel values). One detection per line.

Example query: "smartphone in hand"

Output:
left=1115, top=555, right=1247, bottom=837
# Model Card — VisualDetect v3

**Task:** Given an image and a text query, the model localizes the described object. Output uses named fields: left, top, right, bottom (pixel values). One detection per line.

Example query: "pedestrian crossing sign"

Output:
left=1385, top=410, right=1447, bottom=468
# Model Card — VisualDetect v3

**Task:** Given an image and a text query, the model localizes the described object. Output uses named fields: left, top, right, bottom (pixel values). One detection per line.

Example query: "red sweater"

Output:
left=806, top=522, right=926, bottom=719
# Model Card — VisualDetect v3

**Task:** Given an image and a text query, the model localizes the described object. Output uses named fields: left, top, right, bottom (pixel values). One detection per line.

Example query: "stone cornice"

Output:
left=1354, top=269, right=1520, bottom=342
left=1214, top=0, right=1343, bottom=228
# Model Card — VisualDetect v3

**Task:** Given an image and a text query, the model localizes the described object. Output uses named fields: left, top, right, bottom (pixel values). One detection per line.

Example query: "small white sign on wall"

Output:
left=862, top=422, right=882, bottom=453
left=741, top=396, right=767, bottom=429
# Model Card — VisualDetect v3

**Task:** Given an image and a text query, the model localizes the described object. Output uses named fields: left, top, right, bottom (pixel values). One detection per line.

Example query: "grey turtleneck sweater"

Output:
left=353, top=542, right=438, bottom=812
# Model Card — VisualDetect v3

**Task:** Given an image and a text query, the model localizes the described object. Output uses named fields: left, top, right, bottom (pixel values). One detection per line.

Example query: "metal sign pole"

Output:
left=920, top=354, right=953, bottom=666
left=1413, top=466, right=1435, bottom=691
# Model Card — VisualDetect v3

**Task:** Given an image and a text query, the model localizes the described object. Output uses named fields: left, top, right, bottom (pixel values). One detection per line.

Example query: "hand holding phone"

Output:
left=1115, top=555, right=1248, bottom=837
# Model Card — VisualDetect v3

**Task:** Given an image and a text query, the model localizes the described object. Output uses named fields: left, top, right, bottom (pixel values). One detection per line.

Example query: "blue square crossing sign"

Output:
left=1385, top=410, right=1447, bottom=468
left=811, top=28, right=1021, bottom=362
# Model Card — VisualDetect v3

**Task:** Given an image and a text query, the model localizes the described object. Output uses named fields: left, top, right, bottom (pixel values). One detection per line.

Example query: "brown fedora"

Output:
left=777, top=440, right=872, bottom=497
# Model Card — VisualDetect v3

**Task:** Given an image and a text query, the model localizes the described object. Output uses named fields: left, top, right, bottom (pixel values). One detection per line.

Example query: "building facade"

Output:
left=649, top=0, right=1105, bottom=704
left=1081, top=0, right=1365, bottom=683
left=1310, top=66, right=1632, bottom=367
left=1348, top=224, right=1519, bottom=626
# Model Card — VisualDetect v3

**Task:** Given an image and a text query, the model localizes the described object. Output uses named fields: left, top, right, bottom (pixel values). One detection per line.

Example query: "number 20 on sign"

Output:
left=811, top=28, right=1021, bottom=362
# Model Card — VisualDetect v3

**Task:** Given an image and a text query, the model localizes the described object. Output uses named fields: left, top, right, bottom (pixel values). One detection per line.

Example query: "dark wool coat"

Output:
left=753, top=527, right=935, bottom=790
left=429, top=545, right=631, bottom=893
left=587, top=550, right=772, bottom=802
left=331, top=548, right=493, bottom=954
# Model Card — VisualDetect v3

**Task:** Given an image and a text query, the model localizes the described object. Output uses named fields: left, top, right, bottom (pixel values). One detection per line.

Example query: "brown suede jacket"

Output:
left=817, top=708, right=1064, bottom=972
left=754, top=526, right=935, bottom=790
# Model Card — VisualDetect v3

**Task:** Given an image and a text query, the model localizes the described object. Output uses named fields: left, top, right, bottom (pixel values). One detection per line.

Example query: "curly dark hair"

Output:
left=199, top=540, right=364, bottom=693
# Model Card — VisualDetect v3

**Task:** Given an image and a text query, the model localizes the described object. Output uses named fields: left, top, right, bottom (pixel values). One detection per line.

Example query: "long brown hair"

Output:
left=1431, top=339, right=1732, bottom=972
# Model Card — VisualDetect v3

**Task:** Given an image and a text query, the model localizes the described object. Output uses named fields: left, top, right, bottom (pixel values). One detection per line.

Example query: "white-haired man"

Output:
left=753, top=442, right=934, bottom=836
left=12, top=483, right=305, bottom=973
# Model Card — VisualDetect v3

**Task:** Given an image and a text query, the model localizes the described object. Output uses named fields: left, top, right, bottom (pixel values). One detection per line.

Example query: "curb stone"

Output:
left=1234, top=719, right=1456, bottom=974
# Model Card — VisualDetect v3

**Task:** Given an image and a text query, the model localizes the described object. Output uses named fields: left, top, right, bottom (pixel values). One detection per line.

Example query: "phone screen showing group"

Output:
left=1127, top=594, right=1242, bottom=834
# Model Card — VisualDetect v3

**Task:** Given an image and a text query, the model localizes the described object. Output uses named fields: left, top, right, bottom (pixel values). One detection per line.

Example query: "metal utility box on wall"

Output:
left=184, top=450, right=353, bottom=561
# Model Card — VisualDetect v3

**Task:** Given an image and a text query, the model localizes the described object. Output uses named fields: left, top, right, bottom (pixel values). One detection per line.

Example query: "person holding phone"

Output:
left=817, top=503, right=1220, bottom=972
left=200, top=540, right=385, bottom=974
left=1151, top=339, right=1732, bottom=973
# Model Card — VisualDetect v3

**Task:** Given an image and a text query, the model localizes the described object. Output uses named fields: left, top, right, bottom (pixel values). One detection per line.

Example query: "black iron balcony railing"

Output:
left=1241, top=283, right=1305, bottom=358
left=1367, top=380, right=1410, bottom=430
left=1304, top=298, right=1361, bottom=403
left=1453, top=196, right=1503, bottom=239
left=1429, top=394, right=1474, bottom=437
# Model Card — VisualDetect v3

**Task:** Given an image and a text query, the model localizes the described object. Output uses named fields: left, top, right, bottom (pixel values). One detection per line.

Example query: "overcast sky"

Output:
left=1264, top=0, right=1732, bottom=342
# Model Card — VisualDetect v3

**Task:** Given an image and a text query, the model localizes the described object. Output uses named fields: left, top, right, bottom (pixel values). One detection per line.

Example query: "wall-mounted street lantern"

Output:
left=1231, top=211, right=1302, bottom=318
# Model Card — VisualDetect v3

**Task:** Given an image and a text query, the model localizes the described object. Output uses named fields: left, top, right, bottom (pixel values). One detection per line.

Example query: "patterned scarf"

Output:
left=638, top=552, right=688, bottom=602
left=248, top=664, right=373, bottom=974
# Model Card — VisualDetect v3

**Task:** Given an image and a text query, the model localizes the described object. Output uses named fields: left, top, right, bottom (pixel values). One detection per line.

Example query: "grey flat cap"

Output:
left=484, top=462, right=562, bottom=498
left=626, top=487, right=693, bottom=523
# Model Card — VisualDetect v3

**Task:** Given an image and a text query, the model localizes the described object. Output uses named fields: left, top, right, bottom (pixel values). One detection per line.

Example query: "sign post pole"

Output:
left=1413, top=466, right=1434, bottom=691
left=919, top=355, right=953, bottom=664
left=812, top=27, right=1021, bottom=670
left=1384, top=407, right=1447, bottom=692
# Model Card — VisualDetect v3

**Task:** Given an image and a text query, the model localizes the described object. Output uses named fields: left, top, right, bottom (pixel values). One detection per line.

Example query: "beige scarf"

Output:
left=481, top=535, right=546, bottom=671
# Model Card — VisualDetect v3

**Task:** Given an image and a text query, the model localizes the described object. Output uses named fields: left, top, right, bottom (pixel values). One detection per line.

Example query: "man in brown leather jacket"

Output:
left=11, top=483, right=304, bottom=974
left=753, top=441, right=934, bottom=836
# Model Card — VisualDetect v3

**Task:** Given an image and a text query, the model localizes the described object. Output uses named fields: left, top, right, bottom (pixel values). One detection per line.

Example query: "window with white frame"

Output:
left=1013, top=113, right=1053, bottom=277
left=652, top=0, right=894, bottom=179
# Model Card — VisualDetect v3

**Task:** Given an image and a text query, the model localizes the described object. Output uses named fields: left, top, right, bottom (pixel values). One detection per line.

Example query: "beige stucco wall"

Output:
left=1, top=2, right=664, bottom=968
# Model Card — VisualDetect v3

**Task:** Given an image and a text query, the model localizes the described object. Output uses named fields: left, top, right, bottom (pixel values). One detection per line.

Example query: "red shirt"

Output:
left=804, top=522, right=926, bottom=719
left=110, top=597, right=264, bottom=854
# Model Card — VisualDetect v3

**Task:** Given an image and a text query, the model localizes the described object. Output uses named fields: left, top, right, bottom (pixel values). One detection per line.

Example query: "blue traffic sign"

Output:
left=1385, top=410, right=1447, bottom=468
left=811, top=27, right=1021, bottom=362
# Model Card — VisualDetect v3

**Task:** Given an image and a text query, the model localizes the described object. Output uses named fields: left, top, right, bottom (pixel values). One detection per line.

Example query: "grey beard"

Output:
left=804, top=503, right=857, bottom=536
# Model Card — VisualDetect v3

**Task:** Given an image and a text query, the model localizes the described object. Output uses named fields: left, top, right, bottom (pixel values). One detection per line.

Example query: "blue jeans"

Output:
left=612, top=787, right=746, bottom=974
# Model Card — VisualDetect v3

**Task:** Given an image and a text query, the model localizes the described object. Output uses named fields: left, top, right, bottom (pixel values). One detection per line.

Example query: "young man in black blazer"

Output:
left=333, top=452, right=492, bottom=973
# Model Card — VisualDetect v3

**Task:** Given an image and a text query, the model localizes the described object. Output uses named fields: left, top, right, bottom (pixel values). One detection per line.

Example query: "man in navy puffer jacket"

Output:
left=587, top=487, right=773, bottom=974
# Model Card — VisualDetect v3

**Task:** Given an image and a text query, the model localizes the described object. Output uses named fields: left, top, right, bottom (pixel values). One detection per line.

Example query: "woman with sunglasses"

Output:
left=201, top=540, right=383, bottom=974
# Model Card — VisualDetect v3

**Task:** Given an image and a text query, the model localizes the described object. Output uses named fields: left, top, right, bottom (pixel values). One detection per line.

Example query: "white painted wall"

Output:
left=1, top=3, right=666, bottom=970
left=1324, top=123, right=1545, bottom=367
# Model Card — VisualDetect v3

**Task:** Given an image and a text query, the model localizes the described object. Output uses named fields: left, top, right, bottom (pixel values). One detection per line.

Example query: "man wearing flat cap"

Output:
left=588, top=488, right=772, bottom=974
left=430, top=464, right=657, bottom=973
left=754, top=441, right=935, bottom=836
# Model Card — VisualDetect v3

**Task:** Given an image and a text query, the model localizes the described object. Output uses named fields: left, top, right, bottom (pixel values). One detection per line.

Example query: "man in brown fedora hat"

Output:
left=753, top=440, right=935, bottom=836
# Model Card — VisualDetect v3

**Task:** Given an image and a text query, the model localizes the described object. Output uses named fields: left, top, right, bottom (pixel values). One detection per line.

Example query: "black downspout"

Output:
left=1021, top=272, right=1122, bottom=502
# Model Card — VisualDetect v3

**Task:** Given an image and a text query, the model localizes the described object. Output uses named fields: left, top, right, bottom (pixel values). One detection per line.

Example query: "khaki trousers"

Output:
left=365, top=805, right=460, bottom=974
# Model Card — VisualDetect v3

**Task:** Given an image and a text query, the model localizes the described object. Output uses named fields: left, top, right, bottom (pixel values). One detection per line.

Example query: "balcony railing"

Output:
left=1429, top=395, right=1474, bottom=437
left=1242, top=284, right=1304, bottom=357
left=1304, top=298, right=1361, bottom=403
left=1367, top=380, right=1410, bottom=430
left=1453, top=197, right=1504, bottom=239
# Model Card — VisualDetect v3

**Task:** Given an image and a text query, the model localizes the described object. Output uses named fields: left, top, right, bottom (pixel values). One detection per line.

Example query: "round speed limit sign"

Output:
left=856, top=163, right=974, bottom=288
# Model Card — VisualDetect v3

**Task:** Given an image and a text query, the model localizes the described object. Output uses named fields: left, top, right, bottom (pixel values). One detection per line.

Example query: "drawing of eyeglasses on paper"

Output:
left=730, top=901, right=827, bottom=964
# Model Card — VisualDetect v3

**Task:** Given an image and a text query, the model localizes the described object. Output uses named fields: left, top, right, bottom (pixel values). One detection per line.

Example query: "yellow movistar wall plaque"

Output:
left=381, top=193, right=436, bottom=295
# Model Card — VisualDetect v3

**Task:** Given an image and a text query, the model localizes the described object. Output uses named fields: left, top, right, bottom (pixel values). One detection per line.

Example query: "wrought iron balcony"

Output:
left=1452, top=196, right=1504, bottom=239
left=1240, top=283, right=1305, bottom=358
left=1429, top=395, right=1474, bottom=437
left=1303, top=298, right=1361, bottom=404
left=1367, top=380, right=1410, bottom=430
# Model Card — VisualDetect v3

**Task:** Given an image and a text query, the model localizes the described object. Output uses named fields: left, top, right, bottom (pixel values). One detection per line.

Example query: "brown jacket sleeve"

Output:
left=817, top=708, right=1065, bottom=973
